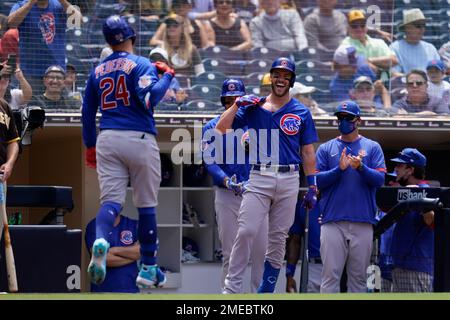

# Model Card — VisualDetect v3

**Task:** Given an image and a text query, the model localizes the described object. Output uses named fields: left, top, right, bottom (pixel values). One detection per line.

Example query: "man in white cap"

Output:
left=390, top=8, right=440, bottom=76
left=149, top=47, right=187, bottom=104
left=290, top=82, right=326, bottom=115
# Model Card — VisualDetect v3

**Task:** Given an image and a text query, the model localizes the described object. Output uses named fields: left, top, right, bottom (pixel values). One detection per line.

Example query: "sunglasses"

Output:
left=406, top=81, right=425, bottom=87
left=336, top=114, right=357, bottom=121
left=412, top=23, right=426, bottom=29
left=166, top=21, right=180, bottom=28
left=215, top=0, right=233, bottom=4
left=355, top=85, right=373, bottom=92
left=350, top=22, right=366, bottom=29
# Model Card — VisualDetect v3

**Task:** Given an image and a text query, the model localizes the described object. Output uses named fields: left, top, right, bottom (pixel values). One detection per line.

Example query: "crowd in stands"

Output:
left=1, top=0, right=450, bottom=116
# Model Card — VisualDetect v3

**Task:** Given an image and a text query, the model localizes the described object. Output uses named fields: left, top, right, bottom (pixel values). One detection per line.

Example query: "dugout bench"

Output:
left=0, top=186, right=82, bottom=293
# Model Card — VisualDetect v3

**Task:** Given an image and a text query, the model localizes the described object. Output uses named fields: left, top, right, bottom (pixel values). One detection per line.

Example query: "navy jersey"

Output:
left=390, top=182, right=434, bottom=275
left=316, top=136, right=386, bottom=224
left=289, top=201, right=321, bottom=258
left=202, top=116, right=250, bottom=187
left=82, top=51, right=172, bottom=148
left=85, top=216, right=139, bottom=293
left=232, top=99, right=318, bottom=165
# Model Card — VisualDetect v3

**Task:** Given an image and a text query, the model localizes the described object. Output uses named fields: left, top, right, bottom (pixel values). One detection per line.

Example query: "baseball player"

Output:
left=81, top=15, right=174, bottom=289
left=285, top=199, right=322, bottom=293
left=389, top=148, right=434, bottom=292
left=216, top=57, right=319, bottom=294
left=202, top=78, right=268, bottom=293
left=316, top=101, right=386, bottom=293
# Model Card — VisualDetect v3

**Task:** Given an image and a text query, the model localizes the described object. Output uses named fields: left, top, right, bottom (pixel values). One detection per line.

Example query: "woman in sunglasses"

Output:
left=390, top=8, right=440, bottom=77
left=392, top=69, right=449, bottom=115
left=210, top=0, right=252, bottom=51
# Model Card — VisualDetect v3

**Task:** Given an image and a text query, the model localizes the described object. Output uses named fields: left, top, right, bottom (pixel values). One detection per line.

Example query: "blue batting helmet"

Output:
left=270, top=57, right=296, bottom=87
left=103, top=15, right=136, bottom=46
left=220, top=78, right=246, bottom=106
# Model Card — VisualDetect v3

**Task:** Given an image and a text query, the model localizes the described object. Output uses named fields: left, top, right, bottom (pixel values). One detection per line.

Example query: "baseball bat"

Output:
left=0, top=180, right=18, bottom=292
left=299, top=207, right=309, bottom=293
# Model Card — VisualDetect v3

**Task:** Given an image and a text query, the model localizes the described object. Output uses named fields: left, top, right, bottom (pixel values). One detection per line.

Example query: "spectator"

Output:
left=0, top=62, right=32, bottom=110
left=390, top=9, right=440, bottom=77
left=392, top=69, right=449, bottom=115
left=188, top=0, right=215, bottom=20
left=29, top=65, right=81, bottom=110
left=303, top=0, right=347, bottom=52
left=139, top=0, right=170, bottom=21
left=349, top=76, right=392, bottom=115
left=259, top=72, right=271, bottom=96
left=250, top=0, right=308, bottom=52
left=426, top=59, right=450, bottom=106
left=85, top=213, right=140, bottom=293
left=389, top=148, right=434, bottom=292
left=438, top=41, right=450, bottom=73
left=290, top=81, right=327, bottom=115
left=149, top=47, right=188, bottom=104
left=330, top=44, right=376, bottom=102
left=160, top=14, right=205, bottom=76
left=341, top=9, right=397, bottom=78
left=63, top=63, right=81, bottom=101
left=234, top=0, right=258, bottom=25
left=0, top=14, right=19, bottom=63
left=8, top=0, right=82, bottom=94
left=150, top=0, right=214, bottom=49
left=209, top=0, right=252, bottom=51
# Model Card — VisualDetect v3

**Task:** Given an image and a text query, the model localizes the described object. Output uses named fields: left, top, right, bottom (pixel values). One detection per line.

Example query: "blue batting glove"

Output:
left=225, top=175, right=246, bottom=196
left=236, top=94, right=261, bottom=108
left=303, top=185, right=317, bottom=209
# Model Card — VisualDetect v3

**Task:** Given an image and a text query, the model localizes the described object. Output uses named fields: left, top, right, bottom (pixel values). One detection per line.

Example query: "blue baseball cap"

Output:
left=390, top=148, right=427, bottom=168
left=426, top=59, right=446, bottom=72
left=334, top=101, right=361, bottom=117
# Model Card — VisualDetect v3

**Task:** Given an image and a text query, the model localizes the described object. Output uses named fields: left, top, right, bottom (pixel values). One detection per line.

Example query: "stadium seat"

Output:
left=244, top=59, right=273, bottom=75
left=296, top=60, right=334, bottom=80
left=155, top=103, right=183, bottom=113
left=296, top=74, right=330, bottom=92
left=246, top=85, right=261, bottom=96
left=185, top=99, right=222, bottom=113
left=188, top=84, right=222, bottom=101
left=249, top=47, right=290, bottom=62
left=190, top=71, right=227, bottom=87
left=293, top=47, right=334, bottom=63
left=202, top=58, right=245, bottom=76
left=199, top=45, right=245, bottom=61
left=244, top=72, right=265, bottom=86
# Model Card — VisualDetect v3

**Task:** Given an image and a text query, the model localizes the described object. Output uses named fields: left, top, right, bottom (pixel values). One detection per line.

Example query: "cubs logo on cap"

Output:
left=280, top=114, right=301, bottom=135
left=120, top=230, right=134, bottom=245
left=228, top=83, right=236, bottom=91
left=280, top=59, right=288, bottom=67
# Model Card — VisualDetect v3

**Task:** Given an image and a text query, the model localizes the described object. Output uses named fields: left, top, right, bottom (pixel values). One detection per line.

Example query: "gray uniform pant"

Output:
left=320, top=221, right=373, bottom=293
left=96, top=130, right=161, bottom=207
left=224, top=170, right=299, bottom=293
left=215, top=188, right=267, bottom=293
left=307, top=261, right=323, bottom=293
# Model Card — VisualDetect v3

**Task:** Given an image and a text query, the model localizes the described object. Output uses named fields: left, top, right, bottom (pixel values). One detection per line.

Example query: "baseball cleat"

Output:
left=136, top=264, right=167, bottom=289
left=87, top=238, right=110, bottom=285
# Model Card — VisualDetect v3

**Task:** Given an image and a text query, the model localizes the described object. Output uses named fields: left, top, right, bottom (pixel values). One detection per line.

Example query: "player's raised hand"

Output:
left=85, top=147, right=97, bottom=169
left=348, top=154, right=362, bottom=170
left=339, top=147, right=350, bottom=170
left=153, top=61, right=175, bottom=77
left=235, top=94, right=261, bottom=108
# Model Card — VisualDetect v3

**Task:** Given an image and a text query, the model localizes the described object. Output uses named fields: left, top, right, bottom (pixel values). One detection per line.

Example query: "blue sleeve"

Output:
left=232, top=107, right=248, bottom=129
left=133, top=57, right=173, bottom=109
left=170, top=78, right=181, bottom=91
left=299, top=109, right=319, bottom=146
left=10, top=1, right=23, bottom=14
left=317, top=166, right=343, bottom=190
left=202, top=122, right=228, bottom=186
left=81, top=73, right=99, bottom=148
left=85, top=219, right=96, bottom=254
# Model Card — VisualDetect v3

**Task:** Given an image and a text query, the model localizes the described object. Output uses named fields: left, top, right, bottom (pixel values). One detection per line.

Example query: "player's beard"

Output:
left=271, top=83, right=290, bottom=97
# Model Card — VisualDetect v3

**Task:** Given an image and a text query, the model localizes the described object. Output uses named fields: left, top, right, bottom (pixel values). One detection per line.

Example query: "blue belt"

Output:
left=251, top=164, right=300, bottom=173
